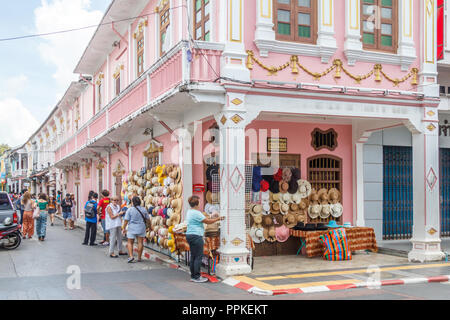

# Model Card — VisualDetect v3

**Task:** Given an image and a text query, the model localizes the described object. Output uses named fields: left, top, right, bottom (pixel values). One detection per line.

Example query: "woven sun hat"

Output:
left=282, top=168, right=292, bottom=182
left=151, top=177, right=159, bottom=186
left=272, top=193, right=281, bottom=203
left=309, top=188, right=319, bottom=203
left=271, top=202, right=281, bottom=214
left=308, top=204, right=322, bottom=219
left=328, top=188, right=341, bottom=204
left=206, top=191, right=213, bottom=204
left=320, top=204, right=331, bottom=219
left=263, top=226, right=277, bottom=243
left=318, top=188, right=329, bottom=204
left=280, top=193, right=292, bottom=204
left=250, top=203, right=263, bottom=215
left=292, top=193, right=302, bottom=204
left=296, top=212, right=307, bottom=223
left=251, top=213, right=263, bottom=226
left=283, top=212, right=297, bottom=229
left=343, top=222, right=352, bottom=228
left=289, top=202, right=299, bottom=213
left=280, top=203, right=289, bottom=215
left=210, top=204, right=220, bottom=214
left=262, top=202, right=271, bottom=215
left=275, top=225, right=290, bottom=243
left=297, top=180, right=312, bottom=199
left=166, top=208, right=174, bottom=218
left=145, top=181, right=152, bottom=189
left=261, top=191, right=270, bottom=202
left=262, top=215, right=274, bottom=228
left=174, top=183, right=183, bottom=198
left=299, top=198, right=309, bottom=210
left=279, top=180, right=289, bottom=194
left=250, top=226, right=265, bottom=244
left=330, top=203, right=344, bottom=218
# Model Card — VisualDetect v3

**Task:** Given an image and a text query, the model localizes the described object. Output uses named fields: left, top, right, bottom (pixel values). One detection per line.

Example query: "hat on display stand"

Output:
left=279, top=180, right=289, bottom=194
left=318, top=188, right=329, bottom=205
left=283, top=212, right=297, bottom=229
left=297, top=180, right=312, bottom=199
left=326, top=220, right=341, bottom=228
left=308, top=204, right=322, bottom=219
left=275, top=224, right=290, bottom=243
left=282, top=168, right=292, bottom=182
left=320, top=204, right=331, bottom=219
left=328, top=188, right=341, bottom=204
left=271, top=202, right=281, bottom=214
left=280, top=203, right=289, bottom=215
left=330, top=203, right=343, bottom=218
left=263, top=226, right=277, bottom=242
left=273, top=168, right=283, bottom=182
left=250, top=226, right=265, bottom=244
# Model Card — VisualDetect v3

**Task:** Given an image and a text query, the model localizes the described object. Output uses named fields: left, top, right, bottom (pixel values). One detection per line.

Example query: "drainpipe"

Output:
left=79, top=74, right=96, bottom=117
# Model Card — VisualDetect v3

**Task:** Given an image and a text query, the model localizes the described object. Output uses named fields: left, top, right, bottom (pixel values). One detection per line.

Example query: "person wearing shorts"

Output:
left=122, top=196, right=149, bottom=263
left=61, top=193, right=73, bottom=230
left=47, top=195, right=57, bottom=226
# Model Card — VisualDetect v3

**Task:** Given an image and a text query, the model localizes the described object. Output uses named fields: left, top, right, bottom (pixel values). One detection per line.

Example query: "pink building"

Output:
left=27, top=0, right=446, bottom=277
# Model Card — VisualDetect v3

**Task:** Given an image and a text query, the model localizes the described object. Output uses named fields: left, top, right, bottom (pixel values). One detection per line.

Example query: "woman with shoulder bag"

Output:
left=106, top=196, right=127, bottom=258
left=22, top=191, right=37, bottom=239
left=122, top=196, right=149, bottom=263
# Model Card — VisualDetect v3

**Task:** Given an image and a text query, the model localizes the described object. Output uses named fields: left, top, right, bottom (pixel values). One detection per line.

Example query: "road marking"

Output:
left=254, top=262, right=450, bottom=281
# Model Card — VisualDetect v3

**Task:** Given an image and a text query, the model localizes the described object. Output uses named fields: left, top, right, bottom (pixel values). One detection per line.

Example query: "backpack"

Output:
left=84, top=201, right=96, bottom=219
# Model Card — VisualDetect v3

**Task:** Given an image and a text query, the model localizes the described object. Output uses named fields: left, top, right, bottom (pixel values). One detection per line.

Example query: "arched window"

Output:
left=361, top=0, right=398, bottom=53
left=307, top=155, right=342, bottom=194
left=273, top=0, right=317, bottom=44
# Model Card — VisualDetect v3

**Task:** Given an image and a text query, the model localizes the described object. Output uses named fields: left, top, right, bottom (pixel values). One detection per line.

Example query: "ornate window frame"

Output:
left=254, top=0, right=337, bottom=62
left=344, top=0, right=416, bottom=71
left=133, top=18, right=148, bottom=79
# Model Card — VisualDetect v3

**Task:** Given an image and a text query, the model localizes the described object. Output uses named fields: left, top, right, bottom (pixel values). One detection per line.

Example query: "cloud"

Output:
left=34, top=0, right=105, bottom=89
left=0, top=75, right=28, bottom=98
left=0, top=98, right=40, bottom=147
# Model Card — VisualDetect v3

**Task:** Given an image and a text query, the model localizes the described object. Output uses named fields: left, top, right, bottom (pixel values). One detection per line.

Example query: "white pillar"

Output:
left=214, top=93, right=258, bottom=278
left=177, top=124, right=195, bottom=219
left=221, top=0, right=250, bottom=82
left=408, top=108, right=445, bottom=262
left=344, top=0, right=363, bottom=65
left=317, top=0, right=337, bottom=63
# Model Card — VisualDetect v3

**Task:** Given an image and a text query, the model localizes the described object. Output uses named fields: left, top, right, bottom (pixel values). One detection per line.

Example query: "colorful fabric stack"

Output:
left=318, top=228, right=352, bottom=261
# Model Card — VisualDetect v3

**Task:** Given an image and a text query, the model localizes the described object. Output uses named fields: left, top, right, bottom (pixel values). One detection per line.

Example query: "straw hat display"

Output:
left=263, top=226, right=277, bottom=242
left=318, top=188, right=329, bottom=205
left=279, top=180, right=289, bottom=194
left=262, top=215, right=274, bottom=228
left=308, top=203, right=322, bottom=219
left=270, top=202, right=281, bottom=214
left=280, top=193, right=292, bottom=205
left=330, top=203, right=343, bottom=218
left=297, top=180, right=312, bottom=199
left=283, top=212, right=297, bottom=229
left=320, top=204, right=331, bottom=219
left=280, top=203, right=289, bottom=215
left=275, top=225, right=290, bottom=243
left=250, top=226, right=265, bottom=244
left=328, top=188, right=341, bottom=204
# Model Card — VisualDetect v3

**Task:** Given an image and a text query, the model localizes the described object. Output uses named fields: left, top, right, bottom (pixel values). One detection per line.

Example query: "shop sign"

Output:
left=267, top=138, right=287, bottom=152
left=193, top=184, right=205, bottom=192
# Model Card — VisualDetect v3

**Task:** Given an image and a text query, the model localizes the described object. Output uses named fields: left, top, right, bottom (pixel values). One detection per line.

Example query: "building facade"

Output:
left=8, top=0, right=450, bottom=277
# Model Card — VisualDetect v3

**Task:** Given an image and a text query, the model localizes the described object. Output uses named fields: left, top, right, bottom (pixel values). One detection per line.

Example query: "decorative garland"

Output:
left=246, top=50, right=418, bottom=87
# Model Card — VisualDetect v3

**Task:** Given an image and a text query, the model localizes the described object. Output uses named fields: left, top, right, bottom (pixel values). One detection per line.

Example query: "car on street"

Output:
left=0, top=192, right=18, bottom=225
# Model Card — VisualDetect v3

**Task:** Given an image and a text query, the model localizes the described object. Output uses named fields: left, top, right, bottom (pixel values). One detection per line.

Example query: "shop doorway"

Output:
left=382, top=146, right=413, bottom=240
left=440, top=148, right=450, bottom=237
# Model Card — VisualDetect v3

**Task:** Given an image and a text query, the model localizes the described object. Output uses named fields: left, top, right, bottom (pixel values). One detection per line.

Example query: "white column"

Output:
left=419, top=0, right=439, bottom=97
left=317, top=0, right=337, bottom=63
left=408, top=108, right=445, bottom=262
left=177, top=124, right=195, bottom=219
left=398, top=0, right=416, bottom=70
left=344, top=0, right=363, bottom=65
left=352, top=140, right=365, bottom=227
left=221, top=0, right=250, bottom=82
left=254, top=0, right=275, bottom=57
left=214, top=93, right=259, bottom=278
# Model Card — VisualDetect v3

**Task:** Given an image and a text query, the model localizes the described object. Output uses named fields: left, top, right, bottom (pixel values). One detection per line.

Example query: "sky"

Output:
left=0, top=0, right=111, bottom=148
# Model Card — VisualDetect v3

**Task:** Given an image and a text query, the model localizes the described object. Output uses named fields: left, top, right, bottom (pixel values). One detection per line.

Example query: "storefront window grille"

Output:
left=311, top=128, right=338, bottom=151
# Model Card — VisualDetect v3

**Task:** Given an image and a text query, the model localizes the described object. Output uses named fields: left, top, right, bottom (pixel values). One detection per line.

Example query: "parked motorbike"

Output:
left=0, top=218, right=22, bottom=250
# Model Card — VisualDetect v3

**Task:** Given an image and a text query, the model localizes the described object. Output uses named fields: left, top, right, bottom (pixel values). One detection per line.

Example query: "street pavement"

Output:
left=1, top=219, right=450, bottom=301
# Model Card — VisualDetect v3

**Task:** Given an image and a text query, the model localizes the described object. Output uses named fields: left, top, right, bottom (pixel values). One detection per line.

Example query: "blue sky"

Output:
left=0, top=0, right=111, bottom=147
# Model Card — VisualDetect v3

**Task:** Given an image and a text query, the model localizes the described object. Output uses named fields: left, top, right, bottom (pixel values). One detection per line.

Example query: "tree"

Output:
left=0, top=144, right=10, bottom=156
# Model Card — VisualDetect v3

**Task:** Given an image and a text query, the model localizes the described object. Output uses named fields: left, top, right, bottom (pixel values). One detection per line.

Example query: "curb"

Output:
left=222, top=275, right=450, bottom=296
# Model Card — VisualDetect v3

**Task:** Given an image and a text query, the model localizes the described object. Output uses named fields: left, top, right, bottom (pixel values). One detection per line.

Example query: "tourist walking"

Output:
left=83, top=192, right=99, bottom=246
left=185, top=195, right=225, bottom=283
left=105, top=196, right=127, bottom=258
left=36, top=193, right=49, bottom=241
left=47, top=195, right=56, bottom=226
left=56, top=191, right=62, bottom=215
left=21, top=191, right=36, bottom=239
left=70, top=194, right=76, bottom=229
left=61, top=193, right=73, bottom=230
left=98, top=190, right=111, bottom=246
left=122, top=196, right=149, bottom=263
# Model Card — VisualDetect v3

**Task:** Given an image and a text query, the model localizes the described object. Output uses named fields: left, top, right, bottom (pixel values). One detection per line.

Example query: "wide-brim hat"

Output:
left=296, top=212, right=307, bottom=223
left=250, top=227, right=265, bottom=244
left=269, top=179, right=280, bottom=193
left=263, top=226, right=277, bottom=242
left=275, top=225, right=290, bottom=242
left=282, top=168, right=292, bottom=182
left=250, top=203, right=263, bottom=215
left=262, top=215, right=274, bottom=228
left=260, top=180, right=270, bottom=192
left=174, top=183, right=183, bottom=198
left=173, top=167, right=182, bottom=184
left=288, top=179, right=298, bottom=194
left=328, top=188, right=341, bottom=203
left=316, top=223, right=328, bottom=231
left=279, top=180, right=289, bottom=194
left=171, top=198, right=182, bottom=210
left=206, top=191, right=213, bottom=204
left=309, top=188, right=319, bottom=202
left=280, top=203, right=289, bottom=215
left=273, top=168, right=283, bottom=182
left=330, top=203, right=343, bottom=218
left=251, top=213, right=263, bottom=225
left=280, top=192, right=291, bottom=204
left=299, top=198, right=309, bottom=210
left=271, top=202, right=281, bottom=214
left=261, top=191, right=270, bottom=202
left=262, top=202, right=271, bottom=215
left=272, top=193, right=281, bottom=203
left=326, top=220, right=341, bottom=228
left=308, top=204, right=322, bottom=219
left=291, top=168, right=301, bottom=181
left=292, top=193, right=302, bottom=204
left=297, top=180, right=312, bottom=198
left=283, top=212, right=297, bottom=228
left=289, top=202, right=299, bottom=212
left=320, top=204, right=331, bottom=219
left=318, top=188, right=329, bottom=204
